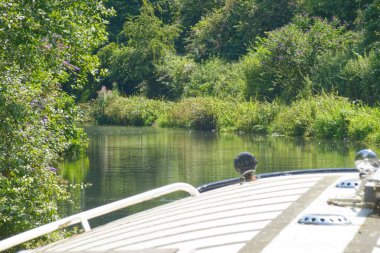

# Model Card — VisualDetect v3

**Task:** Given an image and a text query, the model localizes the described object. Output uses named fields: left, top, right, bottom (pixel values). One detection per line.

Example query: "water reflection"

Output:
left=60, top=156, right=90, bottom=183
left=59, top=125, right=374, bottom=226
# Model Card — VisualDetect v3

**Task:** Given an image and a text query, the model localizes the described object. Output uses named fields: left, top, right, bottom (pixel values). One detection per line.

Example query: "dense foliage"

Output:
left=0, top=0, right=111, bottom=247
left=96, top=0, right=379, bottom=104
left=243, top=16, right=361, bottom=102
left=186, top=0, right=296, bottom=60
left=1, top=0, right=380, bottom=250
left=90, top=0, right=380, bottom=141
left=98, top=0, right=180, bottom=98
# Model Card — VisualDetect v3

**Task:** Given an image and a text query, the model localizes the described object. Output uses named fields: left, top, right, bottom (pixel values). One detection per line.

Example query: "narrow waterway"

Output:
left=59, top=125, right=371, bottom=227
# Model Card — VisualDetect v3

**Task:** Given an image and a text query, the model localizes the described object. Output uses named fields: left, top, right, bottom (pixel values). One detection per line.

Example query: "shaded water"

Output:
left=60, top=125, right=371, bottom=226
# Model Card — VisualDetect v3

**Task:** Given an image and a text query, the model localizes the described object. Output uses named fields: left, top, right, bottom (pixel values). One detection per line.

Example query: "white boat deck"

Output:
left=27, top=172, right=380, bottom=253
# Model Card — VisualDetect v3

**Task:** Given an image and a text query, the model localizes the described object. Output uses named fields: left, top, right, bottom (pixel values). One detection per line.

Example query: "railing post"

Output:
left=79, top=215, right=91, bottom=232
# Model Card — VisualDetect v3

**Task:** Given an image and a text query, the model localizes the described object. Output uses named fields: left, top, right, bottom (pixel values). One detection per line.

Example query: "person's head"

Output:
left=234, top=152, right=258, bottom=182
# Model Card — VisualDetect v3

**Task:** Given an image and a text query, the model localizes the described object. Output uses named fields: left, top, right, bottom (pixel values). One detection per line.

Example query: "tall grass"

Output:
left=213, top=100, right=281, bottom=134
left=270, top=95, right=353, bottom=138
left=91, top=91, right=380, bottom=145
left=271, top=94, right=380, bottom=143
left=92, top=89, right=167, bottom=126
left=157, top=97, right=217, bottom=130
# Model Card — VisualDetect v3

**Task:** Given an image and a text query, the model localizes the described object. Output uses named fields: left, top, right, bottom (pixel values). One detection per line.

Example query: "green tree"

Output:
left=99, top=0, right=180, bottom=98
left=174, top=0, right=225, bottom=53
left=0, top=0, right=110, bottom=245
left=300, top=0, right=373, bottom=24
left=186, top=0, right=297, bottom=61
left=362, top=0, right=380, bottom=49
left=183, top=58, right=245, bottom=99
left=105, top=0, right=180, bottom=43
left=338, top=50, right=380, bottom=105
left=243, top=16, right=358, bottom=102
left=105, top=0, right=142, bottom=42
left=0, top=68, right=83, bottom=241
left=154, top=53, right=197, bottom=100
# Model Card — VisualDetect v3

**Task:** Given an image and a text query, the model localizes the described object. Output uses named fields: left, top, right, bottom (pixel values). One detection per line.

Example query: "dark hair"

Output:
left=234, top=152, right=258, bottom=182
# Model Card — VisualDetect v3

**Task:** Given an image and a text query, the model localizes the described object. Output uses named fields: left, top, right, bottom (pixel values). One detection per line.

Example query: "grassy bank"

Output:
left=90, top=89, right=380, bottom=145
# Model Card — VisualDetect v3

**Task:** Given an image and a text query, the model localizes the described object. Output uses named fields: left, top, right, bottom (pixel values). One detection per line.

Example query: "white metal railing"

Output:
left=0, top=182, right=200, bottom=252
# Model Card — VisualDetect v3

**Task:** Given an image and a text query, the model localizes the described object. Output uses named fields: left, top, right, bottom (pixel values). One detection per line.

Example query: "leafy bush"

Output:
left=300, top=0, right=373, bottom=23
left=154, top=55, right=246, bottom=100
left=243, top=16, right=358, bottom=102
left=0, top=0, right=110, bottom=246
left=0, top=69, right=87, bottom=245
left=98, top=1, right=181, bottom=98
left=184, top=58, right=246, bottom=100
left=308, top=33, right=380, bottom=106
left=0, top=170, right=69, bottom=242
left=93, top=93, right=280, bottom=133
left=154, top=53, right=197, bottom=100
left=270, top=95, right=351, bottom=137
left=186, top=0, right=296, bottom=60
left=338, top=50, right=380, bottom=105
left=310, top=50, right=354, bottom=94
left=362, top=0, right=380, bottom=49
left=308, top=50, right=379, bottom=107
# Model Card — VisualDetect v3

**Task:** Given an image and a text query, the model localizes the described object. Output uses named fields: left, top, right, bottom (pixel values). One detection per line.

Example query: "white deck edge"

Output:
left=0, top=182, right=199, bottom=252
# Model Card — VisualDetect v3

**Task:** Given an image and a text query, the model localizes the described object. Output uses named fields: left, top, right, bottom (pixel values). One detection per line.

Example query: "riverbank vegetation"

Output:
left=1, top=0, right=379, bottom=250
left=91, top=0, right=380, bottom=142
left=0, top=0, right=112, bottom=249
left=94, top=0, right=379, bottom=104
left=92, top=91, right=380, bottom=145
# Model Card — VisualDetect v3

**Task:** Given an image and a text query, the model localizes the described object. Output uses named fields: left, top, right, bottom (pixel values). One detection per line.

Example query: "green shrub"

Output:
left=338, top=50, right=380, bottom=105
left=154, top=53, right=197, bottom=100
left=348, top=112, right=377, bottom=141
left=206, top=100, right=238, bottom=132
left=311, top=50, right=353, bottom=93
left=154, top=55, right=246, bottom=101
left=300, top=0, right=372, bottom=23
left=362, top=0, right=380, bottom=49
left=186, top=0, right=296, bottom=60
left=184, top=58, right=246, bottom=100
left=159, top=98, right=280, bottom=134
left=309, top=38, right=379, bottom=106
left=0, top=69, right=87, bottom=246
left=243, top=16, right=359, bottom=102
left=0, top=0, right=107, bottom=248
left=97, top=1, right=181, bottom=98
left=0, top=170, right=69, bottom=239
left=91, top=87, right=118, bottom=124
left=366, top=131, right=380, bottom=146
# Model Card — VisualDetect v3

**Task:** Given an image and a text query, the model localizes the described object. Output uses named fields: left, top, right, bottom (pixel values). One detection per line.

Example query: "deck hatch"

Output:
left=335, top=179, right=359, bottom=188
left=297, top=214, right=351, bottom=225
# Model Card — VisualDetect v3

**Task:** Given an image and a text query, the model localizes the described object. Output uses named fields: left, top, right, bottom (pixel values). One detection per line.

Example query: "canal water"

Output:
left=59, top=125, right=372, bottom=227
